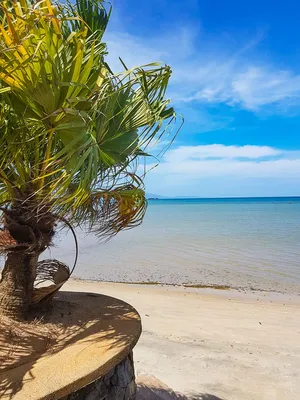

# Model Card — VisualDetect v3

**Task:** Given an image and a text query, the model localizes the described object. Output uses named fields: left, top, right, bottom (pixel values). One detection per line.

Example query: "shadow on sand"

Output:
left=137, top=384, right=225, bottom=400
left=137, top=383, right=225, bottom=400
left=137, top=374, right=226, bottom=400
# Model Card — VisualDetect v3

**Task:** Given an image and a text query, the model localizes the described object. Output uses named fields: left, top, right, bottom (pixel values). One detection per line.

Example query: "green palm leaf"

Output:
left=0, top=0, right=181, bottom=240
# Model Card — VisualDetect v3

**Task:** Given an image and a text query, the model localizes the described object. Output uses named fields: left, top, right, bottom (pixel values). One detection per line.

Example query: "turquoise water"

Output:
left=47, top=197, right=300, bottom=293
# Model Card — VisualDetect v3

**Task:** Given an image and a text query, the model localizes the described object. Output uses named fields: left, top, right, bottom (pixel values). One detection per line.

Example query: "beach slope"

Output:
left=64, top=280, right=300, bottom=400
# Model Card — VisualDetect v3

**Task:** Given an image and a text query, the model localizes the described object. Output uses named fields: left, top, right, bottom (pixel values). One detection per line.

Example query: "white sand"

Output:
left=64, top=280, right=300, bottom=400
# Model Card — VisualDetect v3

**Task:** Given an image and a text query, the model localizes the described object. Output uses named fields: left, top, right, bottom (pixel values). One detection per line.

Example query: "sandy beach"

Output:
left=64, top=279, right=300, bottom=400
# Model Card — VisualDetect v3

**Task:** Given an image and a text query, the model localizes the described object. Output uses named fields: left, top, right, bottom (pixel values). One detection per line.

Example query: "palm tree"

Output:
left=0, top=0, right=178, bottom=320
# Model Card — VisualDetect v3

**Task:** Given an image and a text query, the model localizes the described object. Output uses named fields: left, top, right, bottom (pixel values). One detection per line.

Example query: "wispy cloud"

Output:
left=104, top=27, right=300, bottom=113
left=140, top=143, right=300, bottom=197
left=186, top=66, right=300, bottom=111
left=105, top=7, right=300, bottom=197
left=147, top=144, right=300, bottom=179
left=164, top=144, right=281, bottom=162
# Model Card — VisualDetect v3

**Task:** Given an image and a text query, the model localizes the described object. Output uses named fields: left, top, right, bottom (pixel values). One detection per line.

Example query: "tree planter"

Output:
left=0, top=292, right=142, bottom=400
left=64, top=352, right=136, bottom=400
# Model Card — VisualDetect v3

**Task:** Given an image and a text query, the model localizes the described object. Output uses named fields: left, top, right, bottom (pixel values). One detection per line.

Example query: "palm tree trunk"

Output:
left=0, top=252, right=39, bottom=320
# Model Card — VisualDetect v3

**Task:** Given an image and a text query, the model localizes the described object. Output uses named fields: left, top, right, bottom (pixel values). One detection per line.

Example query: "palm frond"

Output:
left=0, top=0, right=181, bottom=241
left=75, top=0, right=111, bottom=38
left=71, top=183, right=147, bottom=240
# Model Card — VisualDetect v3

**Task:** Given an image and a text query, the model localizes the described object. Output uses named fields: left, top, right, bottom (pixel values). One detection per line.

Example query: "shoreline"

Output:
left=69, top=277, right=300, bottom=304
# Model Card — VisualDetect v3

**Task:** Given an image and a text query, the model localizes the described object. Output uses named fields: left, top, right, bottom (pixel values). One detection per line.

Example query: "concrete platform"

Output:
left=0, top=292, right=142, bottom=399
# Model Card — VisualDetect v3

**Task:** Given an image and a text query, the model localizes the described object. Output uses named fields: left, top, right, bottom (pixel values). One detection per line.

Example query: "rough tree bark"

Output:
left=0, top=251, right=39, bottom=320
left=0, top=201, right=56, bottom=320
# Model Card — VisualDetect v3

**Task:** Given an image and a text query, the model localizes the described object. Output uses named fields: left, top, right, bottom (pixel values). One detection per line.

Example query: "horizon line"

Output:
left=147, top=195, right=300, bottom=199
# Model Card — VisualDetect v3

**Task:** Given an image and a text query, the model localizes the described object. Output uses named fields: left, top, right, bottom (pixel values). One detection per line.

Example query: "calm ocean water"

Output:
left=45, top=197, right=300, bottom=293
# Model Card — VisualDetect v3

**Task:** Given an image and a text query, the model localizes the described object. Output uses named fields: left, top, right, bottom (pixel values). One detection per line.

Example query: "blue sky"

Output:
left=104, top=0, right=300, bottom=197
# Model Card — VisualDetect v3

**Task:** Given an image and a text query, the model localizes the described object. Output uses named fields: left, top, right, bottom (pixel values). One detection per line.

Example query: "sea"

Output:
left=44, top=197, right=300, bottom=294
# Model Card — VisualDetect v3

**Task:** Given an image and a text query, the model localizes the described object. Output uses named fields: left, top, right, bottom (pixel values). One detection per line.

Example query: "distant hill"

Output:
left=146, top=193, right=164, bottom=199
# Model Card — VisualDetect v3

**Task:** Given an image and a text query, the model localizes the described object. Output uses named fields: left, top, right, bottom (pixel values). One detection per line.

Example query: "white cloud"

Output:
left=104, top=27, right=300, bottom=113
left=146, top=144, right=300, bottom=179
left=140, top=144, right=300, bottom=196
left=190, top=67, right=300, bottom=111
left=164, top=144, right=280, bottom=162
